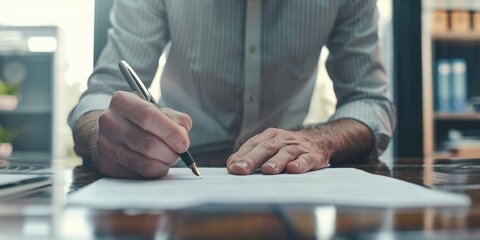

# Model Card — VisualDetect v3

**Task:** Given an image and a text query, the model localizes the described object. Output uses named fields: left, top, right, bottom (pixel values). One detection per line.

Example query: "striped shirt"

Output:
left=69, top=0, right=395, bottom=160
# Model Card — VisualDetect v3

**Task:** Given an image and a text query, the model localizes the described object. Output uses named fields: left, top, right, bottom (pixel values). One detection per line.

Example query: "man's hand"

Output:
left=72, top=91, right=192, bottom=179
left=226, top=119, right=374, bottom=175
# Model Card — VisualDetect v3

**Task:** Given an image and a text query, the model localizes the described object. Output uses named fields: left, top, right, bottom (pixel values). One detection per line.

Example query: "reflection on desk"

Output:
left=1, top=158, right=480, bottom=239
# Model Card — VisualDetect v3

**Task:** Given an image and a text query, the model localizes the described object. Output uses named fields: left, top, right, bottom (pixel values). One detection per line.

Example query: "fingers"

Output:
left=97, top=134, right=170, bottom=178
left=230, top=128, right=278, bottom=160
left=260, top=145, right=302, bottom=175
left=286, top=154, right=329, bottom=174
left=110, top=91, right=191, bottom=153
left=97, top=157, right=142, bottom=179
left=261, top=145, right=328, bottom=175
left=98, top=110, right=179, bottom=163
left=227, top=128, right=278, bottom=174
left=227, top=128, right=330, bottom=175
left=162, top=108, right=193, bottom=132
left=95, top=91, right=193, bottom=179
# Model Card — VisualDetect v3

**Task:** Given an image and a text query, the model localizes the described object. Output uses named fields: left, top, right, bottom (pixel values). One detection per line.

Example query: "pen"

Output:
left=118, top=60, right=202, bottom=177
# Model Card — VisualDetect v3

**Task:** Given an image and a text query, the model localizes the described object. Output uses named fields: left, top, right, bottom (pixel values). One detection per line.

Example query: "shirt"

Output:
left=68, top=0, right=396, bottom=161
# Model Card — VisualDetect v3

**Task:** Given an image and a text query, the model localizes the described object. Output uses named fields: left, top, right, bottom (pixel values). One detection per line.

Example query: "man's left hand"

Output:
left=226, top=128, right=333, bottom=175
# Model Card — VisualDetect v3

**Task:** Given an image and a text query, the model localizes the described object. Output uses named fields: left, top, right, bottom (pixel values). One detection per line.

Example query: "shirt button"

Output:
left=248, top=45, right=256, bottom=54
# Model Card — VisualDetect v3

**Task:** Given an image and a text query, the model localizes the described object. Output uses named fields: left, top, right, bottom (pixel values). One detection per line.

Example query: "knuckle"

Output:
left=180, top=113, right=193, bottom=130
left=138, top=135, right=156, bottom=155
left=110, top=91, right=128, bottom=107
left=98, top=112, right=113, bottom=129
left=284, top=145, right=299, bottom=158
left=240, top=155, right=260, bottom=166
left=246, top=136, right=260, bottom=145
left=137, top=104, right=157, bottom=126
left=161, top=108, right=174, bottom=118
left=259, top=141, right=276, bottom=152
left=276, top=128, right=287, bottom=134
left=284, top=133, right=296, bottom=141
left=301, top=155, right=313, bottom=168
left=264, top=127, right=277, bottom=135
left=242, top=155, right=257, bottom=165
left=163, top=109, right=192, bottom=131
left=164, top=128, right=180, bottom=144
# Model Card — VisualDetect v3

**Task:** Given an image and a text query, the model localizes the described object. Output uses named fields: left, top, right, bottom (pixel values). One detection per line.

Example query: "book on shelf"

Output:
left=435, top=58, right=468, bottom=113
left=451, top=11, right=470, bottom=33
left=474, top=12, right=480, bottom=32
left=436, top=59, right=452, bottom=113
left=433, top=11, right=449, bottom=33
left=451, top=59, right=468, bottom=113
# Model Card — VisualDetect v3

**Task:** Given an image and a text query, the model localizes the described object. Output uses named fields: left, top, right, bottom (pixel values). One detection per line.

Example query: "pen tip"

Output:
left=191, top=164, right=202, bottom=178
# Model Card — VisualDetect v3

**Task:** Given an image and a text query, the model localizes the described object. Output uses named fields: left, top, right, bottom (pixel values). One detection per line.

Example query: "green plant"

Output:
left=0, top=80, right=19, bottom=96
left=0, top=125, right=16, bottom=143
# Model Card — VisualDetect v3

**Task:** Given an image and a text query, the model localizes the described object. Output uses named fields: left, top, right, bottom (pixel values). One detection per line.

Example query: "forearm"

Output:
left=72, top=111, right=103, bottom=168
left=300, top=118, right=374, bottom=163
left=324, top=0, right=395, bottom=158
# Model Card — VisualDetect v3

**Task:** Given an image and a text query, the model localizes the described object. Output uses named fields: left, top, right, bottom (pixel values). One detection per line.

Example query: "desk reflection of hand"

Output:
left=226, top=119, right=375, bottom=175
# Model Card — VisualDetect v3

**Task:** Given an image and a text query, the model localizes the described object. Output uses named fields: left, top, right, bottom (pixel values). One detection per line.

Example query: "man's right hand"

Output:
left=72, top=91, right=193, bottom=179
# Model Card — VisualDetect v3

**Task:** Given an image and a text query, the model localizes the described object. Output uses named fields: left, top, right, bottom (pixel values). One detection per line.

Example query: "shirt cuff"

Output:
left=68, top=94, right=113, bottom=129
left=329, top=100, right=393, bottom=160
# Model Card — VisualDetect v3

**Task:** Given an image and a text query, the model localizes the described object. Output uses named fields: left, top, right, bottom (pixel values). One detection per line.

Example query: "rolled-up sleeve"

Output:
left=326, top=0, right=396, bottom=158
left=68, top=0, right=170, bottom=129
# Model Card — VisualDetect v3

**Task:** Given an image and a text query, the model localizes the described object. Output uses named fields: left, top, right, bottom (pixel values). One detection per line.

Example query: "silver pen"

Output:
left=118, top=60, right=201, bottom=177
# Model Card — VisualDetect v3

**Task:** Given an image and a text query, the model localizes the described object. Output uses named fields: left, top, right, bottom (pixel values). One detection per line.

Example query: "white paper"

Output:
left=68, top=168, right=470, bottom=209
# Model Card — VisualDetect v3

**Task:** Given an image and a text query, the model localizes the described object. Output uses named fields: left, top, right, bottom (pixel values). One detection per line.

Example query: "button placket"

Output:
left=236, top=0, right=262, bottom=147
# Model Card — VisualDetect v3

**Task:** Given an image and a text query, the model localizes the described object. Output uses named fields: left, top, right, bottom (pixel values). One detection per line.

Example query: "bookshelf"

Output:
left=422, top=0, right=480, bottom=158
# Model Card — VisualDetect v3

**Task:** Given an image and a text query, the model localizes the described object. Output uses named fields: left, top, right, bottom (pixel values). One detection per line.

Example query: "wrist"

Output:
left=299, top=119, right=374, bottom=162
left=299, top=123, right=341, bottom=158
left=72, top=111, right=102, bottom=169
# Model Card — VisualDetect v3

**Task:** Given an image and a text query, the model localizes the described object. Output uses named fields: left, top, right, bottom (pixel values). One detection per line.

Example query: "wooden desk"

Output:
left=1, top=158, right=480, bottom=239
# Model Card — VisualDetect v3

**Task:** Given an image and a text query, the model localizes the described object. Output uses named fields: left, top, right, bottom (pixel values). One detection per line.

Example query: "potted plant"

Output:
left=0, top=79, right=19, bottom=110
left=0, top=125, right=16, bottom=158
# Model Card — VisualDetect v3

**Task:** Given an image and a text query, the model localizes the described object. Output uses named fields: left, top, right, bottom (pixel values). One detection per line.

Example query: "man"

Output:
left=69, top=0, right=395, bottom=179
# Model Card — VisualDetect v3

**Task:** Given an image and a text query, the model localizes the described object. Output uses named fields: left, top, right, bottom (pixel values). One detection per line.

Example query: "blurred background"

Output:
left=0, top=0, right=477, bottom=168
left=0, top=0, right=94, bottom=166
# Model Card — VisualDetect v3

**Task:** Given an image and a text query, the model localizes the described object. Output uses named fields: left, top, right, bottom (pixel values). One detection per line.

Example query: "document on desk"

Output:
left=68, top=168, right=470, bottom=209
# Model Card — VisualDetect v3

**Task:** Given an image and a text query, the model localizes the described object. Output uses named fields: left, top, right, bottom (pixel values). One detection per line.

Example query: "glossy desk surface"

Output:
left=1, top=157, right=480, bottom=239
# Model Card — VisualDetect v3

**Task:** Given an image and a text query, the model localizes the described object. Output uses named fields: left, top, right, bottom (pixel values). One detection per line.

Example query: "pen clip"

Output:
left=119, top=60, right=153, bottom=102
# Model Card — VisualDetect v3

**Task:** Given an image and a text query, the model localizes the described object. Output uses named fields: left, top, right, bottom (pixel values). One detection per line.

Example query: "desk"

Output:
left=1, top=158, right=480, bottom=239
